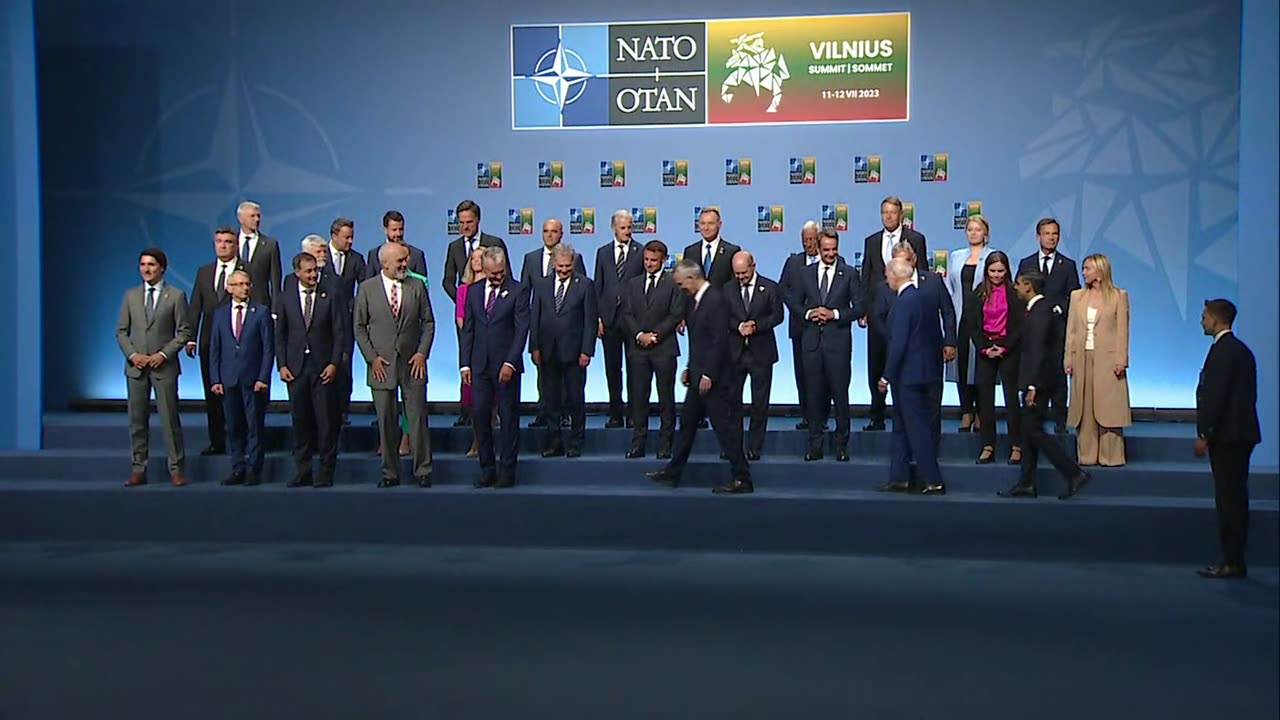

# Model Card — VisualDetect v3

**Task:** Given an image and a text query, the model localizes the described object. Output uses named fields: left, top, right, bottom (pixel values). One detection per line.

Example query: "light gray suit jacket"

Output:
left=116, top=282, right=192, bottom=380
left=353, top=274, right=435, bottom=388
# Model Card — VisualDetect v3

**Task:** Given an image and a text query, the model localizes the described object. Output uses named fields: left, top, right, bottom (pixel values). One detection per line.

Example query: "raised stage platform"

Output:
left=1, top=413, right=1276, bottom=566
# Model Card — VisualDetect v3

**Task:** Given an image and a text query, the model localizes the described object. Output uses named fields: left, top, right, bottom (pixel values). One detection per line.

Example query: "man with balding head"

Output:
left=354, top=241, right=436, bottom=488
left=725, top=251, right=783, bottom=460
left=520, top=217, right=587, bottom=429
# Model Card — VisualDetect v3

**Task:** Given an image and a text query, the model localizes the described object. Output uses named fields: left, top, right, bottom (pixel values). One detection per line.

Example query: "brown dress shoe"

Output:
left=125, top=471, right=146, bottom=487
left=170, top=471, right=188, bottom=487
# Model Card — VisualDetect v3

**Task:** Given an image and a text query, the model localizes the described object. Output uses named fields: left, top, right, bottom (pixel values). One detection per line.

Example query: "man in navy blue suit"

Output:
left=210, top=270, right=275, bottom=486
left=461, top=246, right=531, bottom=488
left=878, top=259, right=945, bottom=495
left=519, top=218, right=586, bottom=430
left=276, top=253, right=346, bottom=488
left=784, top=228, right=863, bottom=462
left=645, top=260, right=752, bottom=494
left=529, top=243, right=597, bottom=457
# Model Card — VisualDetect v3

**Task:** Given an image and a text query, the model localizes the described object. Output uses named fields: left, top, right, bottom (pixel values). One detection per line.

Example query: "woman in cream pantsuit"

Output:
left=1064, top=253, right=1131, bottom=466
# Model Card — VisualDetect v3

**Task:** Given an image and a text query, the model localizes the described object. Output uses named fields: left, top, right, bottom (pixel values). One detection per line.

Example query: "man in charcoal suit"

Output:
left=184, top=226, right=245, bottom=455
left=320, top=217, right=365, bottom=423
left=593, top=210, right=646, bottom=427
left=365, top=210, right=429, bottom=280
left=726, top=251, right=783, bottom=460
left=778, top=221, right=824, bottom=430
left=209, top=270, right=275, bottom=486
left=621, top=240, right=687, bottom=459
left=1017, top=217, right=1079, bottom=434
left=519, top=217, right=586, bottom=429
left=235, top=200, right=282, bottom=310
left=684, top=208, right=742, bottom=289
left=529, top=243, right=597, bottom=458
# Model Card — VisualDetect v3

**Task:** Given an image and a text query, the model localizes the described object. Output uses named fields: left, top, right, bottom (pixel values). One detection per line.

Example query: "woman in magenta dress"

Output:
left=456, top=248, right=486, bottom=457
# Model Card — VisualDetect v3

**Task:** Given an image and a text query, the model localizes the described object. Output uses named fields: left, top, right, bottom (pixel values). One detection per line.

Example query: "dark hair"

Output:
left=292, top=252, right=317, bottom=271
left=139, top=247, right=168, bottom=270
left=698, top=207, right=721, bottom=221
left=330, top=217, right=354, bottom=236
left=1204, top=298, right=1237, bottom=327
left=819, top=228, right=839, bottom=243
left=456, top=199, right=481, bottom=219
left=1035, top=217, right=1060, bottom=235
left=1016, top=269, right=1046, bottom=295
left=643, top=240, right=668, bottom=257
left=976, top=251, right=1012, bottom=301
left=214, top=225, right=237, bottom=238
left=382, top=210, right=405, bottom=227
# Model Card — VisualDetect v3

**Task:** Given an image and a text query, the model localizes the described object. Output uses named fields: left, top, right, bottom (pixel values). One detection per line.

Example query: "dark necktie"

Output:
left=234, top=305, right=244, bottom=341
left=303, top=288, right=314, bottom=328
left=554, top=278, right=567, bottom=313
left=543, top=251, right=552, bottom=277
left=145, top=287, right=156, bottom=321
left=485, top=284, right=499, bottom=318
left=1042, top=255, right=1051, bottom=274
left=215, top=263, right=228, bottom=301
left=645, top=273, right=657, bottom=296
left=703, top=243, right=713, bottom=275
left=241, top=236, right=252, bottom=263
left=615, top=245, right=626, bottom=279
left=742, top=283, right=751, bottom=310
left=465, top=237, right=475, bottom=257
left=820, top=266, right=831, bottom=304
left=334, top=251, right=344, bottom=276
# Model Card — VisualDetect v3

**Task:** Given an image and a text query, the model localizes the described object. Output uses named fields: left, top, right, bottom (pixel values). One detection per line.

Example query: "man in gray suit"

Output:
left=354, top=242, right=436, bottom=488
left=116, top=247, right=192, bottom=487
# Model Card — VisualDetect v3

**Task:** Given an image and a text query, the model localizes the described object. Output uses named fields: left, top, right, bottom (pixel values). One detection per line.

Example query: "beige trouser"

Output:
left=1077, top=350, right=1126, bottom=466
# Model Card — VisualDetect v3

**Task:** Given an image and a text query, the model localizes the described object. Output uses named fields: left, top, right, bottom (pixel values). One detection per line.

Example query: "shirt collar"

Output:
left=145, top=280, right=164, bottom=293
left=232, top=300, right=247, bottom=310
left=615, top=237, right=630, bottom=248
left=883, top=226, right=900, bottom=238
left=742, top=272, right=758, bottom=288
left=1040, top=250, right=1055, bottom=260
left=693, top=282, right=710, bottom=305
left=329, top=243, right=344, bottom=256
left=703, top=236, right=720, bottom=246
left=818, top=259, right=837, bottom=272
left=1213, top=329, right=1232, bottom=344
left=242, top=230, right=257, bottom=240
left=1027, top=294, right=1045, bottom=311
left=300, top=282, right=316, bottom=295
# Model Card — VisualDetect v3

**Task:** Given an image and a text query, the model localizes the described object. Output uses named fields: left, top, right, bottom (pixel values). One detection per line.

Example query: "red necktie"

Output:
left=234, top=305, right=244, bottom=341
left=390, top=281, right=400, bottom=318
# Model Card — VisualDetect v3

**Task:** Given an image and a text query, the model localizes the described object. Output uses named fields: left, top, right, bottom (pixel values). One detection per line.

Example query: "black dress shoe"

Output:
left=528, top=417, right=548, bottom=428
left=474, top=475, right=496, bottom=489
left=719, top=451, right=729, bottom=460
left=998, top=482, right=1038, bottom=498
left=243, top=473, right=261, bottom=487
left=314, top=478, right=334, bottom=488
left=566, top=448, right=582, bottom=458
left=377, top=478, right=401, bottom=488
left=697, top=418, right=709, bottom=429
left=1196, top=564, right=1247, bottom=579
left=286, top=475, right=313, bottom=488
left=804, top=451, right=824, bottom=462
left=222, top=472, right=245, bottom=486
left=919, top=483, right=946, bottom=496
left=713, top=479, right=754, bottom=494
left=625, top=447, right=645, bottom=459
left=746, top=450, right=761, bottom=461
left=795, top=420, right=809, bottom=430
left=862, top=421, right=886, bottom=431
left=416, top=476, right=432, bottom=488
left=877, top=480, right=913, bottom=493
left=655, top=447, right=671, bottom=460
left=1058, top=471, right=1091, bottom=500
left=645, top=470, right=678, bottom=487
left=604, top=417, right=625, bottom=429
left=494, top=476, right=515, bottom=489
left=835, top=450, right=849, bottom=462
left=201, top=445, right=225, bottom=456
left=542, top=446, right=565, bottom=458
left=453, top=415, right=471, bottom=427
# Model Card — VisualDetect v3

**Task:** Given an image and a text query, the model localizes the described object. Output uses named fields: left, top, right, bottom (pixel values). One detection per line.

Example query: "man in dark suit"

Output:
left=117, top=248, right=191, bottom=487
left=645, top=260, right=752, bottom=493
left=1194, top=299, right=1260, bottom=579
left=621, top=240, right=687, bottom=459
left=209, top=270, right=275, bottom=486
left=321, top=217, right=364, bottom=423
left=442, top=200, right=511, bottom=427
left=860, top=196, right=928, bottom=431
left=778, top=221, right=823, bottom=429
left=184, top=226, right=245, bottom=455
left=235, top=201, right=282, bottom=310
left=276, top=253, right=346, bottom=488
left=877, top=258, right=945, bottom=495
left=684, top=207, right=741, bottom=288
left=529, top=243, right=596, bottom=458
left=726, top=251, right=783, bottom=460
left=365, top=210, right=429, bottom=280
left=593, top=209, right=646, bottom=427
left=786, top=228, right=863, bottom=461
left=354, top=242, right=436, bottom=488
left=461, top=247, right=530, bottom=489
left=870, top=242, right=957, bottom=447
left=1017, top=217, right=1079, bottom=433
left=1000, top=270, right=1090, bottom=500
left=520, top=218, right=586, bottom=429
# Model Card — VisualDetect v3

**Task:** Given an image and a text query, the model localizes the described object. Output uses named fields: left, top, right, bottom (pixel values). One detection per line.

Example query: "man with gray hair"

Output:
left=528, top=242, right=597, bottom=457
left=301, top=234, right=328, bottom=268
left=520, top=217, right=586, bottom=429
left=778, top=220, right=825, bottom=429
left=592, top=209, right=645, bottom=427
left=235, top=200, right=282, bottom=308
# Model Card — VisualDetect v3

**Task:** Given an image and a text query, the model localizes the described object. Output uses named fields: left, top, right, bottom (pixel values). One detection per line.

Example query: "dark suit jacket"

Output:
left=210, top=302, right=275, bottom=388
left=365, top=243, right=428, bottom=281
left=442, top=232, right=510, bottom=302
left=1016, top=298, right=1062, bottom=392
left=529, top=274, right=597, bottom=364
left=724, top=275, right=783, bottom=365
left=321, top=246, right=366, bottom=306
left=620, top=270, right=687, bottom=359
left=786, top=261, right=864, bottom=355
left=275, top=283, right=346, bottom=373
left=242, top=235, right=282, bottom=309
left=862, top=226, right=928, bottom=318
left=519, top=246, right=587, bottom=291
left=188, top=259, right=247, bottom=352
left=593, top=240, right=645, bottom=328
left=1196, top=332, right=1261, bottom=446
left=778, top=252, right=845, bottom=340
left=683, top=238, right=742, bottom=288
left=1017, top=252, right=1080, bottom=318
left=870, top=271, right=957, bottom=348
left=883, top=285, right=944, bottom=387
left=960, top=283, right=1026, bottom=353
left=685, top=285, right=731, bottom=385
left=460, top=278, right=531, bottom=375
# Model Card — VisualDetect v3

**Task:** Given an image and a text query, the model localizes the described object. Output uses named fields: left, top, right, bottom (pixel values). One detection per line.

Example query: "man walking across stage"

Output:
left=645, top=260, right=752, bottom=494
left=1194, top=299, right=1260, bottom=579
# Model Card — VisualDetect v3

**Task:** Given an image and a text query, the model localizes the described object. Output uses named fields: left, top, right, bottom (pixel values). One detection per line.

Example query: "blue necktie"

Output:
left=703, top=242, right=713, bottom=275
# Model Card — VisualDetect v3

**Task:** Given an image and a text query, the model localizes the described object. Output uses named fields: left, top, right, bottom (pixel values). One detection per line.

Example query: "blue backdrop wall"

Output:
left=33, top=0, right=1260, bottom=431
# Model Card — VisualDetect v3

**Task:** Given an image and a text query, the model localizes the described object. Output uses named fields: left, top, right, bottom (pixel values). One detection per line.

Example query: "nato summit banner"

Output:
left=511, top=12, right=910, bottom=129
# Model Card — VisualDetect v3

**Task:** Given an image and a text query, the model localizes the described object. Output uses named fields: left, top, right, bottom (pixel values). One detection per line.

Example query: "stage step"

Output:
left=0, top=480, right=1275, bottom=566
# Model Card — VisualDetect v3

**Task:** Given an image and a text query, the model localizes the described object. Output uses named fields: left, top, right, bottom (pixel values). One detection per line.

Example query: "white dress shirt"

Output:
left=214, top=260, right=235, bottom=291
left=615, top=240, right=630, bottom=265
left=241, top=231, right=259, bottom=261
left=380, top=273, right=402, bottom=307
left=806, top=253, right=819, bottom=266
left=700, top=237, right=721, bottom=267
left=740, top=273, right=759, bottom=305
left=807, top=261, right=841, bottom=321
left=329, top=243, right=346, bottom=276
left=1213, top=329, right=1231, bottom=344
left=541, top=246, right=555, bottom=277
left=882, top=227, right=901, bottom=265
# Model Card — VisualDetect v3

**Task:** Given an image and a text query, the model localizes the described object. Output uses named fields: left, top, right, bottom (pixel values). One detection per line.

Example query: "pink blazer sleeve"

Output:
left=455, top=282, right=468, bottom=322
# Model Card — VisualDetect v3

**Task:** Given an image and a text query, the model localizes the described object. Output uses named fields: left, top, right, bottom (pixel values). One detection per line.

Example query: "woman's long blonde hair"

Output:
left=461, top=247, right=486, bottom=285
left=1083, top=253, right=1119, bottom=304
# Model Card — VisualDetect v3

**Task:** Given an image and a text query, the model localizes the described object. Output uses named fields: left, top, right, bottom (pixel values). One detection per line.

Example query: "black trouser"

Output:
left=454, top=326, right=470, bottom=421
left=666, top=379, right=749, bottom=482
left=473, top=369, right=521, bottom=482
left=791, top=336, right=809, bottom=420
left=866, top=330, right=888, bottom=423
left=805, top=347, right=851, bottom=453
left=976, top=349, right=1021, bottom=449
left=1019, top=393, right=1081, bottom=486
left=199, top=349, right=226, bottom=449
left=1046, top=327, right=1068, bottom=425
left=627, top=352, right=677, bottom=451
left=543, top=356, right=586, bottom=451
left=336, top=349, right=354, bottom=420
left=955, top=332, right=978, bottom=416
left=287, top=356, right=339, bottom=479
left=1210, top=442, right=1253, bottom=567
left=730, top=356, right=773, bottom=454
left=601, top=324, right=627, bottom=421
